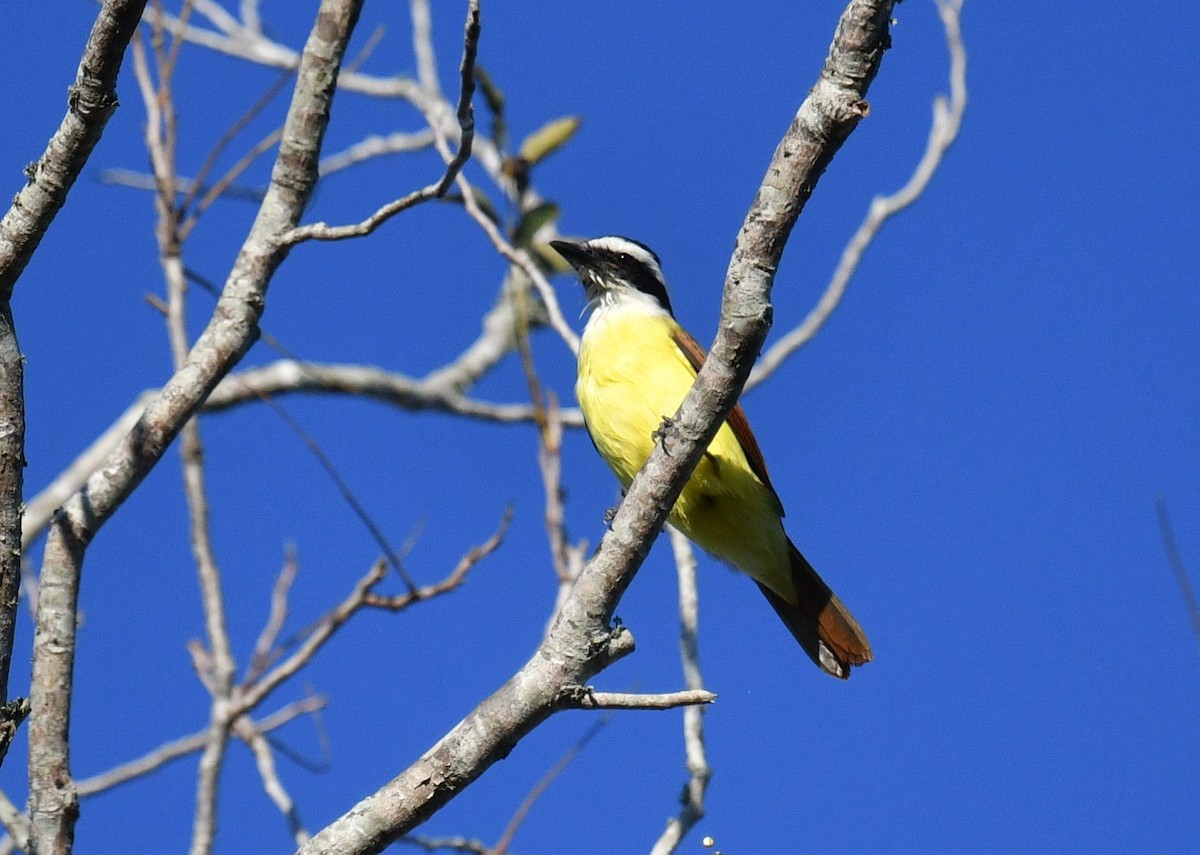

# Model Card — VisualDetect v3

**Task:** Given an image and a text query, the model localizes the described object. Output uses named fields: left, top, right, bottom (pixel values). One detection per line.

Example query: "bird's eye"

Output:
left=617, top=253, right=632, bottom=263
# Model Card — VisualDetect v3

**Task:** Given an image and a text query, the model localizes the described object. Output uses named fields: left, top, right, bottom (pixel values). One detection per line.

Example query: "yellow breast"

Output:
left=576, top=303, right=790, bottom=590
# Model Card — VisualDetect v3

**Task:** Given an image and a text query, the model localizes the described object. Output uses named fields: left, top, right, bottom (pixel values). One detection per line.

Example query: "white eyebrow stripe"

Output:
left=589, top=236, right=661, bottom=271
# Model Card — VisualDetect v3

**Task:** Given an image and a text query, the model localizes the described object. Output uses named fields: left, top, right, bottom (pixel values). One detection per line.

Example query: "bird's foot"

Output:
left=651, top=415, right=675, bottom=452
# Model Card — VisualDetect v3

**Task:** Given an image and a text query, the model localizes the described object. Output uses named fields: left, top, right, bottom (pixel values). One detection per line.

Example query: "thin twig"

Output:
left=650, top=529, right=712, bottom=855
left=410, top=0, right=441, bottom=98
left=1156, top=496, right=1200, bottom=653
left=238, top=508, right=509, bottom=715
left=74, top=695, right=327, bottom=797
left=278, top=0, right=479, bottom=245
left=451, top=169, right=579, bottom=353
left=345, top=24, right=387, bottom=74
left=749, top=0, right=967, bottom=387
left=233, top=717, right=310, bottom=845
left=249, top=388, right=421, bottom=594
left=139, top=17, right=241, bottom=850
left=359, top=508, right=511, bottom=610
left=319, top=130, right=436, bottom=176
left=400, top=837, right=489, bottom=854
left=0, top=789, right=26, bottom=852
left=179, top=68, right=293, bottom=226
left=301, top=2, right=900, bottom=847
left=248, top=546, right=300, bottom=683
left=100, top=167, right=267, bottom=202
left=490, top=716, right=611, bottom=855
left=556, top=689, right=717, bottom=711
left=436, top=0, right=479, bottom=197
left=533, top=392, right=588, bottom=634
left=182, top=126, right=284, bottom=239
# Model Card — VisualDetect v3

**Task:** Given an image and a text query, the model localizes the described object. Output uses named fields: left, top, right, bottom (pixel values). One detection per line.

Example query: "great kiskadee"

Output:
left=552, top=236, right=872, bottom=679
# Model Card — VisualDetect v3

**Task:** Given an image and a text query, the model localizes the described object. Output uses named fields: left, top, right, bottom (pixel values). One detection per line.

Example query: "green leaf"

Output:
left=517, top=116, right=582, bottom=166
left=512, top=202, right=560, bottom=249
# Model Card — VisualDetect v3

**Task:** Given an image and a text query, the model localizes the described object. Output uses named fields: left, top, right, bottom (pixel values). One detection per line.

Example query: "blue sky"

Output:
left=2, top=1, right=1199, bottom=853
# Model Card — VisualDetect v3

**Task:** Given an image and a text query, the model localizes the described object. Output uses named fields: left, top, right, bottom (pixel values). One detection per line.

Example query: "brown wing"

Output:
left=670, top=326, right=782, bottom=509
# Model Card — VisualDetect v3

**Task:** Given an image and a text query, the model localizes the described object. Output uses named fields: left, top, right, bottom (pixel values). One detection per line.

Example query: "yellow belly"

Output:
left=576, top=307, right=791, bottom=595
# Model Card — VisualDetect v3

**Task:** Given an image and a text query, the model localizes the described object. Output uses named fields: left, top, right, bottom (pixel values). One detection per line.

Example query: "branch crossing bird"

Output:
left=553, top=235, right=872, bottom=679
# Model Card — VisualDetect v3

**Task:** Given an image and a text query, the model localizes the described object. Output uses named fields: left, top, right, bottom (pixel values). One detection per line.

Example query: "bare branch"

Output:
left=239, top=508, right=509, bottom=715
left=319, top=130, right=437, bottom=176
left=277, top=179, right=444, bottom=244
left=556, top=689, right=717, bottom=711
left=537, top=396, right=585, bottom=588
left=451, top=175, right=579, bottom=354
left=99, top=167, right=267, bottom=202
left=37, top=0, right=365, bottom=572
left=0, top=789, right=26, bottom=852
left=191, top=0, right=240, bottom=35
left=27, top=525, right=86, bottom=853
left=1156, top=496, right=1200, bottom=652
left=279, top=0, right=479, bottom=246
left=248, top=547, right=300, bottom=683
left=437, top=0, right=480, bottom=197
left=410, top=0, right=441, bottom=98
left=133, top=21, right=243, bottom=850
left=359, top=508, right=511, bottom=611
left=0, top=0, right=148, bottom=297
left=344, top=24, right=387, bottom=75
left=22, top=339, right=585, bottom=554
left=490, top=716, right=610, bottom=855
left=750, top=0, right=967, bottom=386
left=233, top=718, right=310, bottom=845
left=74, top=696, right=327, bottom=797
left=248, top=389, right=421, bottom=594
left=28, top=2, right=365, bottom=850
left=300, top=3, right=898, bottom=850
left=650, top=530, right=712, bottom=855
left=179, top=67, right=294, bottom=233
left=1, top=0, right=150, bottom=765
left=22, top=395, right=147, bottom=550
left=0, top=304, right=24, bottom=711
left=399, top=837, right=489, bottom=854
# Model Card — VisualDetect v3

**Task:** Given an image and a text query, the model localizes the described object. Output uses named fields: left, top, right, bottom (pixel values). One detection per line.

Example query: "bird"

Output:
left=551, top=235, right=872, bottom=679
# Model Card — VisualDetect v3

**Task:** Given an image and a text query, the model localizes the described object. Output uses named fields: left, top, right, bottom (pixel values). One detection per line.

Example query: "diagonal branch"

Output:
left=0, top=0, right=150, bottom=767
left=0, top=0, right=149, bottom=299
left=1156, top=496, right=1200, bottom=652
left=237, top=508, right=510, bottom=716
left=300, top=3, right=898, bottom=852
left=749, top=0, right=967, bottom=387
left=0, top=696, right=328, bottom=851
left=278, top=0, right=480, bottom=246
left=27, top=2, right=365, bottom=852
left=489, top=716, right=610, bottom=855
left=21, top=359, right=583, bottom=553
left=650, top=529, right=712, bottom=855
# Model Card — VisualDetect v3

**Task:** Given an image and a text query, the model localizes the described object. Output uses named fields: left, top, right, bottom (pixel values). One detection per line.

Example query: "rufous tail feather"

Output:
left=756, top=541, right=872, bottom=679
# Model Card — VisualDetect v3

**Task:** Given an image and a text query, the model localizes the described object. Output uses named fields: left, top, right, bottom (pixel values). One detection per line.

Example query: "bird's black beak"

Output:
left=549, top=239, right=592, bottom=271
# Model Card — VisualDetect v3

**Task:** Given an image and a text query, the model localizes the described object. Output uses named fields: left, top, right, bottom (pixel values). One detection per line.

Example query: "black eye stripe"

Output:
left=621, top=259, right=674, bottom=316
left=581, top=237, right=674, bottom=315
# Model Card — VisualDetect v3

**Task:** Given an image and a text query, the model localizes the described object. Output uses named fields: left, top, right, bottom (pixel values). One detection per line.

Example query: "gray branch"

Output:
left=299, top=2, right=898, bottom=852
left=27, top=1, right=365, bottom=851
left=0, top=0, right=150, bottom=762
